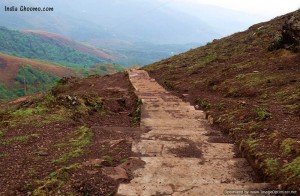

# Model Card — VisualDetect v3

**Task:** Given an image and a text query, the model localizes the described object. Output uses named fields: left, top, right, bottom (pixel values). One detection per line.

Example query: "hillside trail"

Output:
left=117, top=69, right=269, bottom=196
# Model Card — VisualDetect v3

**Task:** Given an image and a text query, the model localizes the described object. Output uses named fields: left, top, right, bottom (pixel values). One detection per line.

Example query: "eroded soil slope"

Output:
left=0, top=72, right=142, bottom=195
left=145, top=11, right=300, bottom=190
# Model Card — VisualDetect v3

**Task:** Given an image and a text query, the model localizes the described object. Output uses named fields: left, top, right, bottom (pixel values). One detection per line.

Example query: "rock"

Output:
left=240, top=101, right=247, bottom=105
left=257, top=26, right=264, bottom=30
left=194, top=105, right=199, bottom=109
left=38, top=151, right=49, bottom=156
left=102, top=166, right=129, bottom=181
left=87, top=170, right=99, bottom=175
left=208, top=115, right=214, bottom=125
left=282, top=15, right=300, bottom=48
left=269, top=13, right=300, bottom=51
left=66, top=95, right=72, bottom=101
left=82, top=159, right=104, bottom=167
left=110, top=139, right=123, bottom=147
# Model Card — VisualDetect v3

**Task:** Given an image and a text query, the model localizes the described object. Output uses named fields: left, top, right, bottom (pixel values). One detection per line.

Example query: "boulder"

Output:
left=269, top=12, right=300, bottom=52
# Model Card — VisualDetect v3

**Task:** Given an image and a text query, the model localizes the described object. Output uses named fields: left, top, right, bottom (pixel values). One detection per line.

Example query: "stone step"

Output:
left=141, top=118, right=204, bottom=128
left=117, top=183, right=270, bottom=196
left=141, top=133, right=208, bottom=143
left=143, top=106, right=194, bottom=111
left=133, top=140, right=236, bottom=159
left=202, top=143, right=237, bottom=159
left=141, top=127, right=208, bottom=139
left=142, top=110, right=204, bottom=115
left=128, top=157, right=256, bottom=186
left=132, top=139, right=200, bottom=158
left=142, top=110, right=205, bottom=120
left=122, top=70, right=268, bottom=196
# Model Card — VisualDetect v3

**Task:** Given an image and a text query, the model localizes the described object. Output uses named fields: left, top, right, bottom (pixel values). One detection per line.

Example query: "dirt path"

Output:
left=117, top=70, right=269, bottom=196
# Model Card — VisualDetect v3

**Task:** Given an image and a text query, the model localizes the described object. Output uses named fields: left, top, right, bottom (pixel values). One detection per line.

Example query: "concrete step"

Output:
left=143, top=105, right=196, bottom=111
left=142, top=110, right=205, bottom=120
left=141, top=127, right=208, bottom=139
left=122, top=70, right=268, bottom=196
left=141, top=118, right=204, bottom=128
left=128, top=157, right=256, bottom=186
left=133, top=140, right=236, bottom=159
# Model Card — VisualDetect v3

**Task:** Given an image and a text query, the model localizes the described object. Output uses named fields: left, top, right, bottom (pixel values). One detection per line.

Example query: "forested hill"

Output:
left=0, top=27, right=112, bottom=68
left=0, top=53, right=74, bottom=100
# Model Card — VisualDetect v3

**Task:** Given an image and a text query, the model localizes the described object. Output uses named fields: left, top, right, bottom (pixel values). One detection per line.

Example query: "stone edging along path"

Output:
left=117, top=69, right=269, bottom=196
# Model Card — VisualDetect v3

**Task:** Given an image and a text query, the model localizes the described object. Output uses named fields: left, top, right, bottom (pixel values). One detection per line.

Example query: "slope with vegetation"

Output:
left=0, top=27, right=127, bottom=101
left=0, top=27, right=112, bottom=68
left=0, top=53, right=74, bottom=100
left=21, top=30, right=113, bottom=61
left=145, top=10, right=300, bottom=190
left=0, top=72, right=142, bottom=195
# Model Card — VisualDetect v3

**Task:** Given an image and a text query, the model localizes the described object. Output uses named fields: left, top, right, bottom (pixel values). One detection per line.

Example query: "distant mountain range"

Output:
left=0, top=0, right=264, bottom=66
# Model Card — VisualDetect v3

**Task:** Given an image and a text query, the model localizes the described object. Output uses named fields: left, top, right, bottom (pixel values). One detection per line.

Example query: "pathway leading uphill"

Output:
left=117, top=69, right=269, bottom=196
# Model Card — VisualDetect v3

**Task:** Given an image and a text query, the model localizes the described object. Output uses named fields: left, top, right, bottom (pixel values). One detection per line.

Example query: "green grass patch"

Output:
left=254, top=105, right=271, bottom=120
left=51, top=126, right=93, bottom=163
left=264, top=158, right=279, bottom=176
left=7, top=105, right=70, bottom=127
left=0, top=153, right=7, bottom=158
left=195, top=98, right=210, bottom=110
left=32, top=164, right=81, bottom=195
left=134, top=100, right=142, bottom=125
left=242, top=139, right=258, bottom=153
left=0, top=128, right=8, bottom=138
left=1, top=133, right=39, bottom=145
left=11, top=105, right=46, bottom=117
left=282, top=157, right=300, bottom=179
left=281, top=138, right=297, bottom=156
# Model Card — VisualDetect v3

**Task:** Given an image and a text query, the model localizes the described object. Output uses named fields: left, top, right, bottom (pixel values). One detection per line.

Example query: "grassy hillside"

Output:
left=0, top=53, right=74, bottom=100
left=145, top=10, right=300, bottom=190
left=0, top=27, right=126, bottom=101
left=0, top=72, right=141, bottom=195
left=0, top=27, right=112, bottom=68
left=21, top=30, right=113, bottom=61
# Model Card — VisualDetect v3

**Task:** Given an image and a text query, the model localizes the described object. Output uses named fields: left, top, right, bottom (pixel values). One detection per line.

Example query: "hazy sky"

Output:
left=172, top=0, right=299, bottom=18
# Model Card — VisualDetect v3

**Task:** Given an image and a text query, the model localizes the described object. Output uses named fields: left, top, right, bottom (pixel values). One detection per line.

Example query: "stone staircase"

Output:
left=117, top=70, right=269, bottom=196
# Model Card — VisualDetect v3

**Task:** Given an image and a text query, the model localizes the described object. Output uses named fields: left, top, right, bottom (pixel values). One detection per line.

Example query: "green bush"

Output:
left=264, top=158, right=279, bottom=176
left=282, top=157, right=300, bottom=179
left=255, top=105, right=271, bottom=120
left=196, top=98, right=210, bottom=109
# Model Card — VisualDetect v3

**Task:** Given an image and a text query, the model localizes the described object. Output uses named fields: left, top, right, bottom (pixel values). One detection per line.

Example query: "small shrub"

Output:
left=216, top=102, right=225, bottom=110
left=134, top=100, right=142, bottom=124
left=245, top=139, right=258, bottom=153
left=195, top=98, right=210, bottom=110
left=281, top=138, right=297, bottom=156
left=255, top=105, right=271, bottom=120
left=226, top=88, right=240, bottom=97
left=260, top=94, right=268, bottom=100
left=282, top=157, right=300, bottom=179
left=264, top=158, right=279, bottom=176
